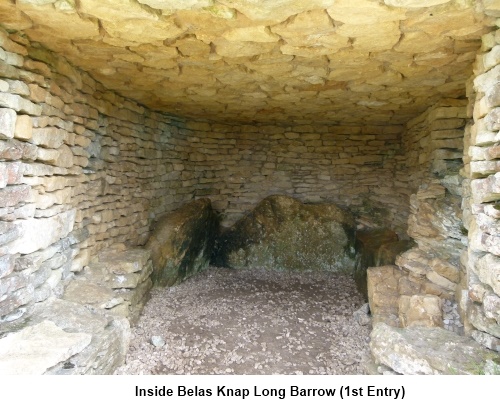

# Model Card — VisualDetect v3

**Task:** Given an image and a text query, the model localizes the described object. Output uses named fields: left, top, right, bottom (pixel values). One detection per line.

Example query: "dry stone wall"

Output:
left=0, top=28, right=199, bottom=329
left=181, top=122, right=407, bottom=233
left=463, top=26, right=500, bottom=352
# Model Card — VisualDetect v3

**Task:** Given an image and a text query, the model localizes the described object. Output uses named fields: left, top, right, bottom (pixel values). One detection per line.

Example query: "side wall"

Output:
left=0, top=29, right=197, bottom=326
left=463, top=27, right=500, bottom=351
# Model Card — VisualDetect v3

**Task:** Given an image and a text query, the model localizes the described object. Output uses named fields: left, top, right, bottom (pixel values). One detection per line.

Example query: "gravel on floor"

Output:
left=115, top=266, right=372, bottom=375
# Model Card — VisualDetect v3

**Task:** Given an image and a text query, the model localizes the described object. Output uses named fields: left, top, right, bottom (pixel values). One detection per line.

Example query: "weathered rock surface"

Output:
left=214, top=195, right=357, bottom=272
left=354, top=228, right=399, bottom=298
left=0, top=319, right=91, bottom=375
left=370, top=322, right=500, bottom=375
left=63, top=245, right=153, bottom=324
left=399, top=294, right=443, bottom=327
left=24, top=297, right=131, bottom=375
left=367, top=265, right=404, bottom=327
left=146, top=198, right=218, bottom=287
left=0, top=1, right=493, bottom=124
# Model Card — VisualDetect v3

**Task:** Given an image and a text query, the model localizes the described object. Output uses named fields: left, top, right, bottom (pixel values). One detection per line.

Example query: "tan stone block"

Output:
left=211, top=0, right=334, bottom=23
left=399, top=294, right=443, bottom=328
left=0, top=108, right=16, bottom=140
left=77, top=0, right=159, bottom=21
left=223, top=26, right=279, bottom=43
left=337, top=21, right=400, bottom=52
left=328, top=0, right=406, bottom=24
left=385, top=0, right=451, bottom=6
left=395, top=31, right=452, bottom=54
left=13, top=115, right=32, bottom=141
left=137, top=0, right=212, bottom=10
left=102, top=19, right=183, bottom=42
left=214, top=39, right=276, bottom=58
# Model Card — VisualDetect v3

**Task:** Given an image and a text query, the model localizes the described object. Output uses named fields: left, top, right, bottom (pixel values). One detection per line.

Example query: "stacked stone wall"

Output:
left=402, top=100, right=467, bottom=192
left=181, top=122, right=407, bottom=233
left=463, top=27, right=500, bottom=352
left=0, top=28, right=197, bottom=327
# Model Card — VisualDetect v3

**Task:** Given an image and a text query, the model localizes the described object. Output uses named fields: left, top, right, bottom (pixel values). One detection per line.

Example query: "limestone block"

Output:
left=399, top=294, right=443, bottom=327
left=370, top=322, right=498, bottom=375
left=327, top=0, right=405, bottom=24
left=470, top=161, right=500, bottom=177
left=427, top=270, right=456, bottom=291
left=483, top=0, right=500, bottom=17
left=77, top=0, right=159, bottom=22
left=354, top=228, right=399, bottom=297
left=469, top=303, right=500, bottom=339
left=5, top=209, right=75, bottom=255
left=138, top=0, right=211, bottom=10
left=214, top=0, right=334, bottom=23
left=0, top=255, right=15, bottom=279
left=29, top=298, right=131, bottom=374
left=472, top=253, right=500, bottom=296
left=429, top=257, right=460, bottom=283
left=472, top=330, right=500, bottom=352
left=147, top=198, right=218, bottom=286
left=484, top=293, right=500, bottom=324
left=101, top=19, right=183, bottom=43
left=0, top=93, right=42, bottom=115
left=13, top=114, right=32, bottom=141
left=0, top=184, right=30, bottom=208
left=31, top=127, right=67, bottom=148
left=384, top=0, right=451, bottom=6
left=367, top=265, right=404, bottom=327
left=471, top=173, right=500, bottom=203
left=0, top=108, right=16, bottom=139
left=223, top=26, right=279, bottom=43
left=214, top=39, right=276, bottom=58
left=337, top=21, right=401, bottom=52
left=0, top=162, right=22, bottom=188
left=396, top=248, right=432, bottom=276
left=97, top=248, right=150, bottom=274
left=63, top=279, right=121, bottom=309
left=0, top=320, right=91, bottom=374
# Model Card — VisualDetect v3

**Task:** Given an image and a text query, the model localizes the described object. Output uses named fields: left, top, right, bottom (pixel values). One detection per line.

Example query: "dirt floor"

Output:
left=115, top=267, right=371, bottom=375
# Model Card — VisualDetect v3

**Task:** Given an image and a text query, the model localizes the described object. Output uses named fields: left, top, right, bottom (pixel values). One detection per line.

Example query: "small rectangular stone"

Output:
left=0, top=108, right=16, bottom=139
left=0, top=184, right=30, bottom=208
left=14, top=114, right=32, bottom=141
left=0, top=93, right=42, bottom=115
left=0, top=255, right=15, bottom=279
left=32, top=127, right=67, bottom=148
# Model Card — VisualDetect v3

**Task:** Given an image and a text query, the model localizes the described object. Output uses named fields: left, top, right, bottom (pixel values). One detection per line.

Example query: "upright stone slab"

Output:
left=213, top=195, right=358, bottom=272
left=146, top=198, right=218, bottom=287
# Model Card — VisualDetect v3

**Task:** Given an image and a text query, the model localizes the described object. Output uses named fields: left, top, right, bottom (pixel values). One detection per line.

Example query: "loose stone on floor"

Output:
left=115, top=267, right=371, bottom=375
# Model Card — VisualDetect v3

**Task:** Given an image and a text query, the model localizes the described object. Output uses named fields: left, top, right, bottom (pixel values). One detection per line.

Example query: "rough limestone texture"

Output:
left=354, top=228, right=400, bottom=298
left=370, top=322, right=500, bottom=375
left=367, top=265, right=404, bottom=327
left=146, top=198, right=218, bottom=287
left=63, top=245, right=153, bottom=324
left=464, top=25, right=500, bottom=352
left=214, top=195, right=357, bottom=273
left=27, top=298, right=131, bottom=375
left=0, top=320, right=91, bottom=375
left=0, top=1, right=494, bottom=125
left=399, top=294, right=443, bottom=327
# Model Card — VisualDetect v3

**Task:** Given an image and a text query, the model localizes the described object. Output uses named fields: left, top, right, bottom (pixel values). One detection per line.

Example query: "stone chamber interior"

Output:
left=0, top=0, right=500, bottom=375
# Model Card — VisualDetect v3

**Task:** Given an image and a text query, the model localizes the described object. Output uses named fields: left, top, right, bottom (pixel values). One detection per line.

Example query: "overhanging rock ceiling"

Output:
left=0, top=0, right=497, bottom=125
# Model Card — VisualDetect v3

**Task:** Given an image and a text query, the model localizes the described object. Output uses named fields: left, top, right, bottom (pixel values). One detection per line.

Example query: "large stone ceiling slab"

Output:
left=0, top=0, right=496, bottom=124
